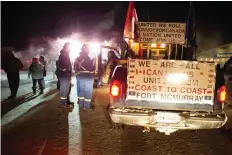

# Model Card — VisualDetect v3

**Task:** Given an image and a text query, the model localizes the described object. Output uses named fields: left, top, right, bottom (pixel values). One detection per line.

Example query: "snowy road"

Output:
left=1, top=71, right=56, bottom=100
left=1, top=76, right=232, bottom=155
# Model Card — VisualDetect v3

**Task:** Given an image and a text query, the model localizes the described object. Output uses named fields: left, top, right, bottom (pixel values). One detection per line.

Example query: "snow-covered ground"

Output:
left=1, top=75, right=232, bottom=155
left=1, top=71, right=56, bottom=100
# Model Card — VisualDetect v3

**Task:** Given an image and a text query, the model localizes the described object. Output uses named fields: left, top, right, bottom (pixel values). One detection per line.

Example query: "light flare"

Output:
left=166, top=73, right=189, bottom=85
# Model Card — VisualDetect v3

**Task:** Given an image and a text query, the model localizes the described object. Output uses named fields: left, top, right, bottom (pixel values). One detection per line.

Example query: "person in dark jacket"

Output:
left=39, top=55, right=47, bottom=76
left=57, top=42, right=74, bottom=108
left=56, top=58, right=73, bottom=104
left=1, top=50, right=23, bottom=99
left=39, top=55, right=47, bottom=89
left=55, top=60, right=60, bottom=90
left=74, top=44, right=95, bottom=110
left=107, top=51, right=118, bottom=84
left=28, top=58, right=44, bottom=94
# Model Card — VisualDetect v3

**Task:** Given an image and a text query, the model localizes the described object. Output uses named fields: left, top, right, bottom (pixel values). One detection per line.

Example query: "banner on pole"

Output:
left=138, top=22, right=186, bottom=44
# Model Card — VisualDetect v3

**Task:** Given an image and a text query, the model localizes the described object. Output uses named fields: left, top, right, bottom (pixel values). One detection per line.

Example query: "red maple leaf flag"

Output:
left=123, top=1, right=138, bottom=42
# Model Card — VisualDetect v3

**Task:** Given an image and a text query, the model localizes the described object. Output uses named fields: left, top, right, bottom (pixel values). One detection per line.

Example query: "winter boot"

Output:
left=32, top=88, right=36, bottom=95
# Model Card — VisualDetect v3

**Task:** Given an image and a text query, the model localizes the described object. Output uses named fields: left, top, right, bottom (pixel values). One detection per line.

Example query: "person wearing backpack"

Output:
left=1, top=50, right=23, bottom=99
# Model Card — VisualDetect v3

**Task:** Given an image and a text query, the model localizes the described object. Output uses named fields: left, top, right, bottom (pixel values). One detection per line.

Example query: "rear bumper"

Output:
left=109, top=108, right=227, bottom=130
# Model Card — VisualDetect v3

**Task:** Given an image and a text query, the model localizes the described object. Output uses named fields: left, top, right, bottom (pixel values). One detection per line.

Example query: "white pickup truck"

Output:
left=109, top=58, right=228, bottom=135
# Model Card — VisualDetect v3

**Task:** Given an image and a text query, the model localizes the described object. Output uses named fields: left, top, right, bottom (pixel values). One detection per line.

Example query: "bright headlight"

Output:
left=69, top=40, right=82, bottom=59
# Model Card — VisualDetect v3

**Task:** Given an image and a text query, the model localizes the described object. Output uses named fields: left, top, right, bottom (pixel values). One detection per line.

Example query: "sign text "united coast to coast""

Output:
left=127, top=59, right=215, bottom=105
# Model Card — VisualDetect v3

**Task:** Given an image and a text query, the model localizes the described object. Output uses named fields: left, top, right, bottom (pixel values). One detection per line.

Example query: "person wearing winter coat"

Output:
left=107, top=51, right=118, bottom=84
left=28, top=58, right=44, bottom=94
left=1, top=50, right=23, bottom=99
left=39, top=55, right=47, bottom=76
left=55, top=60, right=60, bottom=89
left=74, top=44, right=95, bottom=110
left=57, top=42, right=74, bottom=108
left=39, top=55, right=47, bottom=88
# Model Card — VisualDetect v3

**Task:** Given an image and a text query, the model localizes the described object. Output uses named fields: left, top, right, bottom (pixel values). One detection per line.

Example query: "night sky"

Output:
left=2, top=1, right=232, bottom=50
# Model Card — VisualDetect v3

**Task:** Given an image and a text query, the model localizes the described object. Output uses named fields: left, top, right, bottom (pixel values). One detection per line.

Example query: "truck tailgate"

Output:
left=125, top=59, right=216, bottom=112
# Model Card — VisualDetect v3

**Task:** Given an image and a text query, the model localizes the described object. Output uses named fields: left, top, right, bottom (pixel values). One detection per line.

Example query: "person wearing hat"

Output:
left=1, top=49, right=24, bottom=99
left=57, top=42, right=74, bottom=108
left=28, top=57, right=45, bottom=94
left=74, top=44, right=96, bottom=110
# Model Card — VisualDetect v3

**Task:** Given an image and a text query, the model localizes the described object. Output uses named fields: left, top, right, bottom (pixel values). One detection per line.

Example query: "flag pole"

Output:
left=181, top=45, right=184, bottom=60
left=147, top=44, right=150, bottom=59
left=175, top=44, right=178, bottom=60
left=168, top=44, right=171, bottom=60
left=194, top=47, right=197, bottom=60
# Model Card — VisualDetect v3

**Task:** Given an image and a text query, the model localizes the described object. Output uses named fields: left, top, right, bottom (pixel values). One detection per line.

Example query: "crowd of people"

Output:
left=1, top=50, right=48, bottom=98
left=1, top=43, right=119, bottom=112
left=1, top=43, right=100, bottom=111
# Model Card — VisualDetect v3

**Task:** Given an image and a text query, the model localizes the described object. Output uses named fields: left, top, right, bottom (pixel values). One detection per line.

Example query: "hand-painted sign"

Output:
left=126, top=59, right=216, bottom=105
left=138, top=22, right=186, bottom=44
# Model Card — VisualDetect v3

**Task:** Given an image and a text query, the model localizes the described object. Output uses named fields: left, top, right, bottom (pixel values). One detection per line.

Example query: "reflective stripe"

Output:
left=60, top=97, right=67, bottom=99
left=76, top=59, right=86, bottom=71
left=84, top=99, right=92, bottom=102
left=77, top=71, right=94, bottom=74
left=78, top=97, right=85, bottom=100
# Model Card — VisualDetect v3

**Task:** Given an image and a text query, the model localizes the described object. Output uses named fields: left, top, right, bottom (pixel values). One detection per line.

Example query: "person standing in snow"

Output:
left=39, top=55, right=47, bottom=88
left=57, top=42, right=74, bottom=108
left=1, top=49, right=23, bottom=99
left=74, top=44, right=95, bottom=110
left=28, top=58, right=44, bottom=94
left=55, top=60, right=60, bottom=90
left=39, top=55, right=47, bottom=76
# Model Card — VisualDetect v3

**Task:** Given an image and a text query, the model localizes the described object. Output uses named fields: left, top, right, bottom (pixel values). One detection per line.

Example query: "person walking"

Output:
left=1, top=50, right=23, bottom=99
left=57, top=42, right=74, bottom=108
left=28, top=58, right=44, bottom=94
left=74, top=44, right=95, bottom=110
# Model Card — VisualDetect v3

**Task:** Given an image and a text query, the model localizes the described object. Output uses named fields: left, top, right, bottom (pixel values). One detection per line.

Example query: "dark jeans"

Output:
left=7, top=72, right=20, bottom=96
left=32, top=78, right=44, bottom=90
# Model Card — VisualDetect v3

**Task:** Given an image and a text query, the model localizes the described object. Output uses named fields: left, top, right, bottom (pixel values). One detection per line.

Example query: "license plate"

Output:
left=155, top=112, right=180, bottom=124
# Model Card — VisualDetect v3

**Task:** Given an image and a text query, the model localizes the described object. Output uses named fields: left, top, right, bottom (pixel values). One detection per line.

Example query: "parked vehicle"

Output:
left=109, top=57, right=227, bottom=135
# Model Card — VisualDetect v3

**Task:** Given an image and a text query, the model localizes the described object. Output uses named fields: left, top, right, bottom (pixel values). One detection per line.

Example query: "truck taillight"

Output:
left=110, top=80, right=120, bottom=97
left=217, top=85, right=226, bottom=103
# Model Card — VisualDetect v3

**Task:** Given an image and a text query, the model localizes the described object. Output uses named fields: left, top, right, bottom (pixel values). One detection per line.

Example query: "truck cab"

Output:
left=108, top=43, right=228, bottom=135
